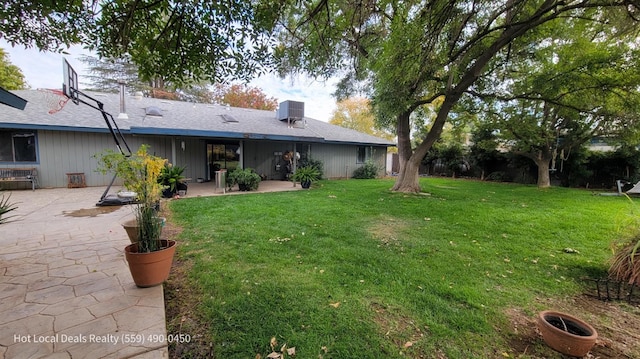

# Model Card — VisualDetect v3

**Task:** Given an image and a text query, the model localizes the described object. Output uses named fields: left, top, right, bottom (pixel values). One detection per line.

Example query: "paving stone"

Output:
left=0, top=315, right=54, bottom=346
left=4, top=340, right=54, bottom=359
left=47, top=258, right=78, bottom=269
left=87, top=294, right=139, bottom=318
left=0, top=302, right=47, bottom=325
left=74, top=276, right=121, bottom=297
left=41, top=295, right=98, bottom=316
left=49, top=264, right=89, bottom=278
left=28, top=276, right=66, bottom=291
left=0, top=294, right=24, bottom=313
left=89, top=285, right=126, bottom=302
left=4, top=263, right=48, bottom=276
left=1, top=270, right=49, bottom=285
left=54, top=316, right=117, bottom=352
left=63, top=271, right=108, bottom=286
left=0, top=283, right=27, bottom=299
left=113, top=306, right=164, bottom=332
left=53, top=307, right=95, bottom=332
left=25, top=284, right=76, bottom=305
left=63, top=249, right=98, bottom=261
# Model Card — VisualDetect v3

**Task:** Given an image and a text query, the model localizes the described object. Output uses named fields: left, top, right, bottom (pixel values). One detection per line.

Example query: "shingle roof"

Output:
left=1, top=90, right=395, bottom=146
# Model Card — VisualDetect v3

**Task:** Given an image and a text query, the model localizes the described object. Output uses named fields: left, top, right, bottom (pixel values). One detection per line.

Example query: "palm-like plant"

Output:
left=0, top=191, right=17, bottom=225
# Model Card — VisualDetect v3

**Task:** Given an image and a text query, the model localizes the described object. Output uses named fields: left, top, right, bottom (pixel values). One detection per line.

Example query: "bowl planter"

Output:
left=125, top=239, right=177, bottom=287
left=537, top=310, right=597, bottom=357
left=121, top=217, right=166, bottom=244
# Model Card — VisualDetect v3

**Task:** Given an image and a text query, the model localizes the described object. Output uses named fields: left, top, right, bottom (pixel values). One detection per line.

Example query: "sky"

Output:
left=1, top=40, right=338, bottom=122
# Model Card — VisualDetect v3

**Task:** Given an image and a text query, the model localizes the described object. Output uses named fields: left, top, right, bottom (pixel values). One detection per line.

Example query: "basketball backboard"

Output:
left=62, top=58, right=79, bottom=104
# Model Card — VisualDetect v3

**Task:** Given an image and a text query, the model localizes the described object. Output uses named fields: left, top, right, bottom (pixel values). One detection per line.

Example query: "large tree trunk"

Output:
left=535, top=156, right=552, bottom=188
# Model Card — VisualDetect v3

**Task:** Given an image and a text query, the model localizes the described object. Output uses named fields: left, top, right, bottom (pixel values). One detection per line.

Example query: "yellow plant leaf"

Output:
left=329, top=302, right=341, bottom=308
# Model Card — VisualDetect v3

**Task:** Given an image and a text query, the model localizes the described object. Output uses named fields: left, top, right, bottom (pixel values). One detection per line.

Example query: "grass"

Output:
left=167, top=178, right=636, bottom=358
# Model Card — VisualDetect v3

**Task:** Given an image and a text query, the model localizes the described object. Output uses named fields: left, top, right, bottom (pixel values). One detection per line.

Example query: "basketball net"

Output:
left=38, top=88, right=70, bottom=114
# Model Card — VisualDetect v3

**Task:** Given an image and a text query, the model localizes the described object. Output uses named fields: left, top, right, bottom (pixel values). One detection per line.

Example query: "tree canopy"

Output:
left=273, top=0, right=640, bottom=192
left=0, top=48, right=28, bottom=90
left=329, top=97, right=395, bottom=141
left=0, top=0, right=280, bottom=84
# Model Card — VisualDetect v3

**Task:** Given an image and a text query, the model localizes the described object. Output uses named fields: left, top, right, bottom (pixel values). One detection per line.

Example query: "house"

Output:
left=0, top=90, right=394, bottom=189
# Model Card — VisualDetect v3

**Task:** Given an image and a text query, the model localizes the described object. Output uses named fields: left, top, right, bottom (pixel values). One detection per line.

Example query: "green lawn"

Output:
left=167, top=178, right=636, bottom=358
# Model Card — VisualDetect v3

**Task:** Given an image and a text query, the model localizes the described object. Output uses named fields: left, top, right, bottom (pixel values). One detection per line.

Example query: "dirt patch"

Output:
left=62, top=206, right=120, bottom=217
left=505, top=296, right=640, bottom=358
left=162, top=207, right=215, bottom=359
left=368, top=215, right=409, bottom=249
left=370, top=301, right=427, bottom=358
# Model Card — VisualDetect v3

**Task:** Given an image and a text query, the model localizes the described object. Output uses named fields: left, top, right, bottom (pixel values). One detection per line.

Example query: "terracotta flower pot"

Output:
left=121, top=217, right=166, bottom=244
left=537, top=310, right=597, bottom=357
left=124, top=239, right=176, bottom=288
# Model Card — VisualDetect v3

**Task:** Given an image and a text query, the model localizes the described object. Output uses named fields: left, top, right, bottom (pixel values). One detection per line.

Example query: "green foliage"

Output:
left=168, top=178, right=636, bottom=358
left=94, top=144, right=166, bottom=252
left=158, top=164, right=186, bottom=192
left=297, top=157, right=324, bottom=179
left=0, top=48, right=28, bottom=90
left=228, top=168, right=261, bottom=191
left=352, top=160, right=380, bottom=179
left=291, top=166, right=320, bottom=184
left=0, top=191, right=17, bottom=225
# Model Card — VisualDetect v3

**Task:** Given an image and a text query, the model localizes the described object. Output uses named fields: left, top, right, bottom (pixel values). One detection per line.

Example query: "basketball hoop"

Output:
left=38, top=88, right=70, bottom=114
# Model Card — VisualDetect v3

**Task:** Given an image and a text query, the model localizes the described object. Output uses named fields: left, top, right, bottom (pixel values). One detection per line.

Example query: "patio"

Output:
left=0, top=181, right=300, bottom=358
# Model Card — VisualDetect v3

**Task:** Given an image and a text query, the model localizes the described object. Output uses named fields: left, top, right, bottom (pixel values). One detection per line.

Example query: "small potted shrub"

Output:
left=158, top=163, right=186, bottom=198
left=292, top=166, right=321, bottom=189
left=228, top=168, right=261, bottom=191
left=95, top=144, right=176, bottom=287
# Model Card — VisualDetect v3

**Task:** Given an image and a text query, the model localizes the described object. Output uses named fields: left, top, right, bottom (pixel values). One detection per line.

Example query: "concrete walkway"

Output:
left=0, top=181, right=299, bottom=359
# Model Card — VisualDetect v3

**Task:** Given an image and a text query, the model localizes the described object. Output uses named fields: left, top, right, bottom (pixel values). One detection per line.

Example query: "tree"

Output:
left=212, top=84, right=278, bottom=110
left=481, top=19, right=640, bottom=187
left=330, top=97, right=394, bottom=141
left=273, top=1, right=640, bottom=193
left=79, top=55, right=216, bottom=103
left=0, top=48, right=28, bottom=90
left=0, top=1, right=280, bottom=84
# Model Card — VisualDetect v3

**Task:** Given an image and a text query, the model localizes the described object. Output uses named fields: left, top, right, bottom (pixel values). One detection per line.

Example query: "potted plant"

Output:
left=158, top=163, right=186, bottom=198
left=536, top=310, right=598, bottom=357
left=95, top=144, right=177, bottom=287
left=228, top=168, right=261, bottom=191
left=0, top=191, right=17, bottom=225
left=292, top=165, right=321, bottom=189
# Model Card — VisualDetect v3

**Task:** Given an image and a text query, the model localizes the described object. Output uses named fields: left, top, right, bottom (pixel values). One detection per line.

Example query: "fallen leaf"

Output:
left=501, top=352, right=510, bottom=357
left=270, top=337, right=277, bottom=350
left=329, top=302, right=341, bottom=308
left=266, top=352, right=281, bottom=359
left=287, top=347, right=296, bottom=356
left=404, top=341, right=413, bottom=348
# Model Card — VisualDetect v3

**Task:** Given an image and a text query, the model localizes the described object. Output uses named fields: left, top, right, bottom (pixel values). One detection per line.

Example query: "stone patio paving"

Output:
left=1, top=186, right=167, bottom=359
left=0, top=181, right=299, bottom=358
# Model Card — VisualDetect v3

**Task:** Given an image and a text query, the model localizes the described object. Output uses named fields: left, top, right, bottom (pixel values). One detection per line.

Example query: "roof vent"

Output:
left=220, top=114, right=238, bottom=123
left=277, top=101, right=304, bottom=121
left=145, top=106, right=163, bottom=117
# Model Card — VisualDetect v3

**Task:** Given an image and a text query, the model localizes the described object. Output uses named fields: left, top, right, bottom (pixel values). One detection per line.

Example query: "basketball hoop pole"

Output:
left=68, top=87, right=132, bottom=157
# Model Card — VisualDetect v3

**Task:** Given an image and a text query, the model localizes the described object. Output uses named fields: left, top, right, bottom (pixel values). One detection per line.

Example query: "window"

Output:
left=356, top=146, right=372, bottom=164
left=0, top=130, right=37, bottom=163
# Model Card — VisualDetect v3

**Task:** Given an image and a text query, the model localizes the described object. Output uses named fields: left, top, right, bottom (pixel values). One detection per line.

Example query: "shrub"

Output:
left=228, top=168, right=261, bottom=191
left=353, top=160, right=380, bottom=179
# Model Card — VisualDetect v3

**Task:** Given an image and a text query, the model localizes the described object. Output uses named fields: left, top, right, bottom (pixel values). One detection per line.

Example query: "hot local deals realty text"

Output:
left=14, top=334, right=122, bottom=345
